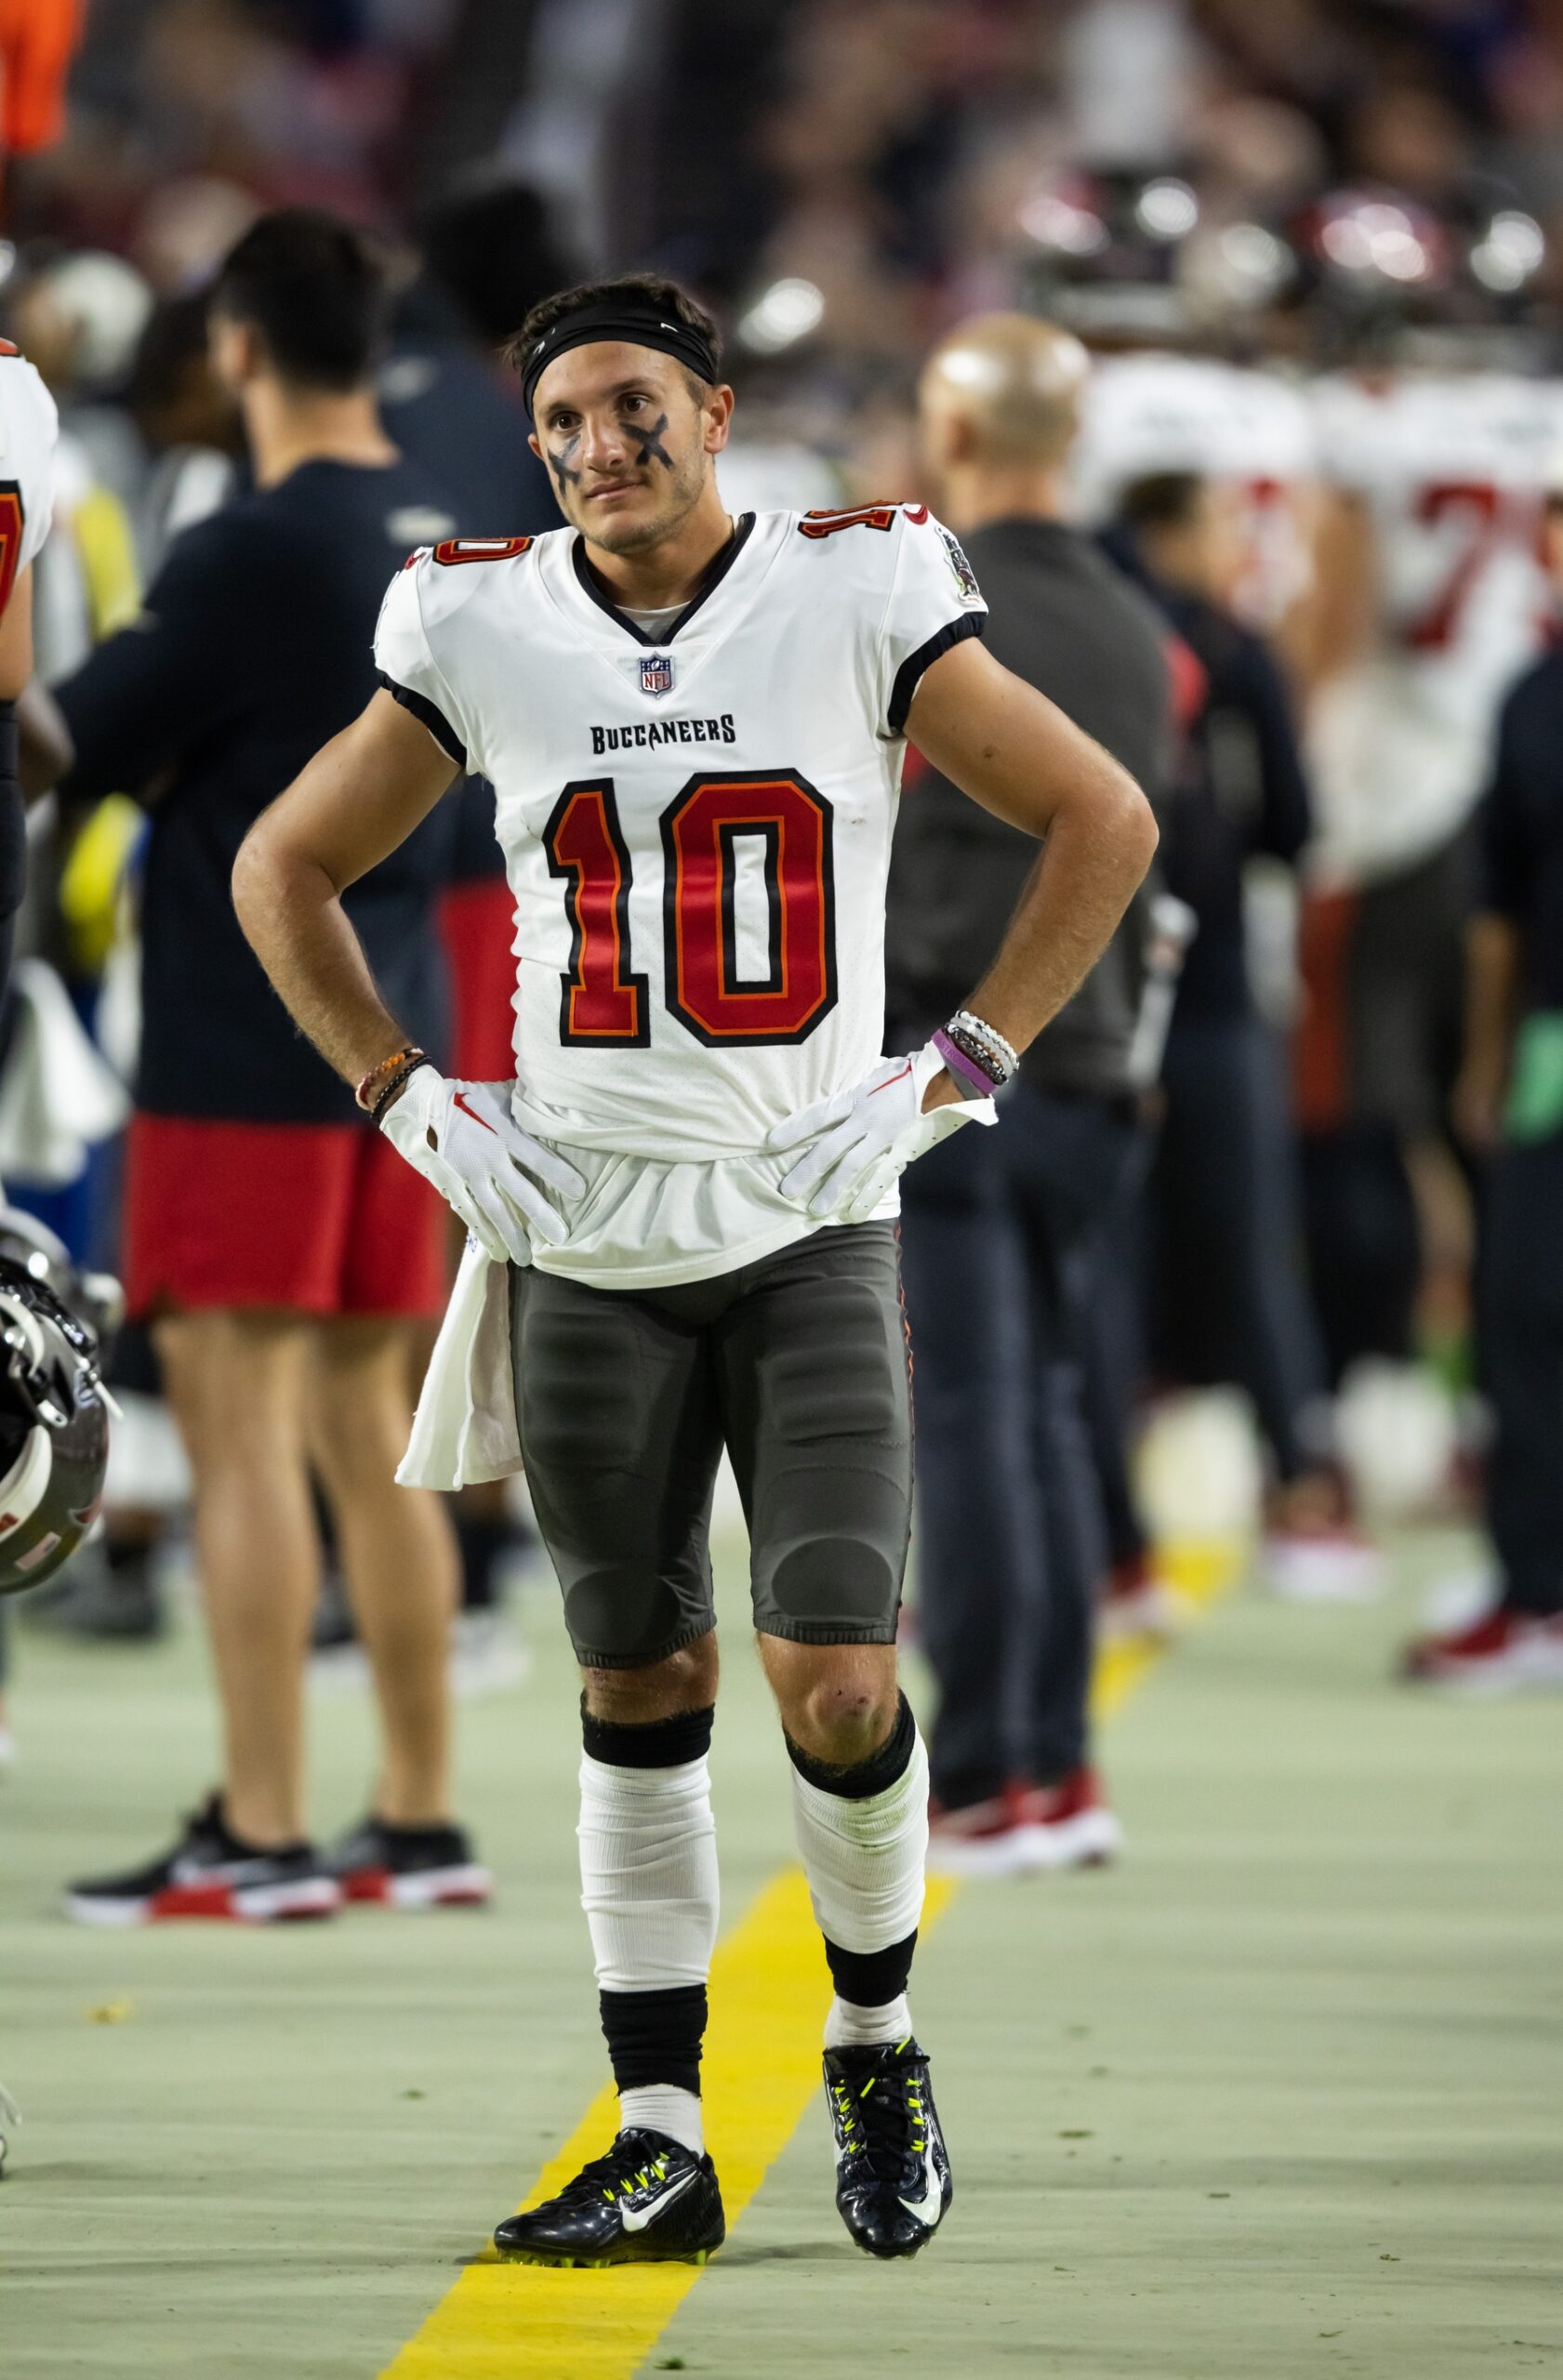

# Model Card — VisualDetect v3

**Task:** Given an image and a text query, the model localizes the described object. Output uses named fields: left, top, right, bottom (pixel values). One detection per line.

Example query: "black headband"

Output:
left=521, top=300, right=719, bottom=417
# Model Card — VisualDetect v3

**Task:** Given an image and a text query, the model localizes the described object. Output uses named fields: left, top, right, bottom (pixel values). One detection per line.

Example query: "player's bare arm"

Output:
left=234, top=689, right=583, bottom=1263
left=904, top=632, right=1159, bottom=1111
left=233, top=687, right=456, bottom=1084
left=0, top=562, right=33, bottom=701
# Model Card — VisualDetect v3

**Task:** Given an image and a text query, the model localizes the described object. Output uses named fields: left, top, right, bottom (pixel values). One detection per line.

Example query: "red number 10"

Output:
left=543, top=772, right=837, bottom=1050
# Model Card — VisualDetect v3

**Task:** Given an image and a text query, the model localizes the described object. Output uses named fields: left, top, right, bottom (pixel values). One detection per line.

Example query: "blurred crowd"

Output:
left=6, top=0, right=1563, bottom=1739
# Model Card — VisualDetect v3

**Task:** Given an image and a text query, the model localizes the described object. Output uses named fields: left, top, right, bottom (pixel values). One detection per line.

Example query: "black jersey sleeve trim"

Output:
left=884, top=611, right=986, bottom=739
left=377, top=670, right=467, bottom=770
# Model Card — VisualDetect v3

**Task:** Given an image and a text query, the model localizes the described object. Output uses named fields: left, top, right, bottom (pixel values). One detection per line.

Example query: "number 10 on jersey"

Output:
left=544, top=773, right=838, bottom=1050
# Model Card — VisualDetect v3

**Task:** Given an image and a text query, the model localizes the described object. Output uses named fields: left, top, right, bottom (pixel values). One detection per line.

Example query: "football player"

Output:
left=1299, top=356, right=1560, bottom=1381
left=233, top=273, right=1158, bottom=2266
left=1070, top=345, right=1318, bottom=648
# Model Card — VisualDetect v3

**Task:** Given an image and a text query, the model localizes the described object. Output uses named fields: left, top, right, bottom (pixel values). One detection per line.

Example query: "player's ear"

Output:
left=702, top=384, right=735, bottom=456
left=208, top=312, right=258, bottom=396
left=527, top=430, right=543, bottom=460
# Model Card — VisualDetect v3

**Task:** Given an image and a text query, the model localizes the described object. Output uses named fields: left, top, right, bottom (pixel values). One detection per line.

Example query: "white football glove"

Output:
left=765, top=1040, right=997, bottom=1225
left=378, top=1072, right=584, bottom=1264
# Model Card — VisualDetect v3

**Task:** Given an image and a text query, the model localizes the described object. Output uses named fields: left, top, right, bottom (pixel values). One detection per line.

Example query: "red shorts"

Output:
left=124, top=1114, right=448, bottom=1320
left=439, top=878, right=517, bottom=1083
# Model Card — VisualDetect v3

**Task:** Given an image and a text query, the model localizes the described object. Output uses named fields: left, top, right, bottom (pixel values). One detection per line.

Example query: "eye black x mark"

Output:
left=624, top=412, right=674, bottom=469
left=547, top=430, right=582, bottom=493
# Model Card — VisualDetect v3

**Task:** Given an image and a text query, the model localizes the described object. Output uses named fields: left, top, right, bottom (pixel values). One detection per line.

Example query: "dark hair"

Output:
left=127, top=293, right=213, bottom=416
left=210, top=207, right=387, bottom=392
left=418, top=180, right=569, bottom=350
left=1117, top=470, right=1207, bottom=534
left=503, top=271, right=722, bottom=392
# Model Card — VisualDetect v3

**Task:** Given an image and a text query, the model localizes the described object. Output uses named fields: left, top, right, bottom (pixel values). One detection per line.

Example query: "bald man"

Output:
left=888, top=314, right=1173, bottom=1874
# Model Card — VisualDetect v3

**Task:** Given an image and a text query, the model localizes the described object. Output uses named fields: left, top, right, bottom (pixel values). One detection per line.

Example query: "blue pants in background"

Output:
left=899, top=1080, right=1141, bottom=1809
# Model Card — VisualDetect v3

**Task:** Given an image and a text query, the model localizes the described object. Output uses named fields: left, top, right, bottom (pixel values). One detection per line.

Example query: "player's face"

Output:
left=530, top=342, right=722, bottom=554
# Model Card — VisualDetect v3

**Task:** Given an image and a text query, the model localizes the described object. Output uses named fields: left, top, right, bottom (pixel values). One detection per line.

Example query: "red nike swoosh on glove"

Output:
left=452, top=1091, right=498, bottom=1136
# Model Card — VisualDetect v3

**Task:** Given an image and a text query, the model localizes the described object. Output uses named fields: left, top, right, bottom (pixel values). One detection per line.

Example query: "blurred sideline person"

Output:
left=1405, top=469, right=1563, bottom=1690
left=232, top=271, right=1156, bottom=2265
left=1297, top=365, right=1558, bottom=1384
left=37, top=211, right=489, bottom=1924
left=1112, top=470, right=1378, bottom=1602
left=887, top=314, right=1170, bottom=1876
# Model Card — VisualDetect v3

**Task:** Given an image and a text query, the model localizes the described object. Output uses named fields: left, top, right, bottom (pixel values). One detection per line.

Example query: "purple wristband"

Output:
left=933, top=1027, right=997, bottom=1100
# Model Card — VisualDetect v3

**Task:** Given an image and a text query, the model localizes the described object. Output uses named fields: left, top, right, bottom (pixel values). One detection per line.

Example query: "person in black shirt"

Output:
left=1110, top=473, right=1372, bottom=1600
left=1405, top=492, right=1563, bottom=1687
left=43, top=212, right=490, bottom=1924
left=888, top=313, right=1172, bottom=1872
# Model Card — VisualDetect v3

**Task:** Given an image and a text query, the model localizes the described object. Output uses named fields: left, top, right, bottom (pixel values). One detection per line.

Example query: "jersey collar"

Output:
left=569, top=513, right=756, bottom=647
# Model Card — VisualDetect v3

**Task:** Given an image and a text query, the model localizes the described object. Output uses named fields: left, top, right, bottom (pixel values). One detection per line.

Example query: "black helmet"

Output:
left=0, top=1210, right=119, bottom=1596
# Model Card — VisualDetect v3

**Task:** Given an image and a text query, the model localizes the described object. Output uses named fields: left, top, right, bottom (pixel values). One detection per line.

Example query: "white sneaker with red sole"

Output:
left=926, top=1790, right=1036, bottom=1879
left=1013, top=1767, right=1123, bottom=1871
left=64, top=1794, right=341, bottom=1926
left=326, top=1815, right=492, bottom=1909
left=1263, top=1523, right=1384, bottom=1604
left=1403, top=1606, right=1563, bottom=1691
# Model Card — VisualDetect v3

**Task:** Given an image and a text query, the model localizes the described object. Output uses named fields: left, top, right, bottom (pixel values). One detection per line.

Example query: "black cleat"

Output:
left=494, top=2128, right=724, bottom=2268
left=825, top=2037, right=952, bottom=2259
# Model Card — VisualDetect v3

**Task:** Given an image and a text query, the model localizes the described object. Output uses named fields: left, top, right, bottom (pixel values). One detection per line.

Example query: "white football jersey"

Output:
left=0, top=344, right=59, bottom=606
left=1070, top=350, right=1316, bottom=629
left=1306, top=369, right=1563, bottom=883
left=376, top=503, right=987, bottom=1288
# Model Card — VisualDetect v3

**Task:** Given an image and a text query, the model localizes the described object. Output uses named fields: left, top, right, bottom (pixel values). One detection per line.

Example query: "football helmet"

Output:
left=0, top=1209, right=118, bottom=1596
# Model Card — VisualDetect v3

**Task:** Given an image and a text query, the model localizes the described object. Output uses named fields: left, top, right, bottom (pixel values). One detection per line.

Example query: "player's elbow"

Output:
left=1093, top=760, right=1159, bottom=887
left=1119, top=771, right=1159, bottom=879
left=232, top=809, right=292, bottom=949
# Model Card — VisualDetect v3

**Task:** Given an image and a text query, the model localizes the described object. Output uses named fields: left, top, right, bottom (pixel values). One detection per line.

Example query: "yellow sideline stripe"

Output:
left=1093, top=1538, right=1242, bottom=1721
left=381, top=1870, right=957, bottom=2378
left=382, top=1533, right=1243, bottom=2380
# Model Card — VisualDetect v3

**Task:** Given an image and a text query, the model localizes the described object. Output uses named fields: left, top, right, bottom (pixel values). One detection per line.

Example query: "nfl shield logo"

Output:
left=640, top=652, right=675, bottom=697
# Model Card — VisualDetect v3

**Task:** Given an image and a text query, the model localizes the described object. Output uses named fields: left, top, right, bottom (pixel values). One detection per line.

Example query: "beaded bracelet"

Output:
left=950, top=1008, right=1019, bottom=1079
left=943, top=1022, right=1007, bottom=1090
left=355, top=1043, right=425, bottom=1114
left=369, top=1054, right=435, bottom=1124
left=932, top=1027, right=999, bottom=1101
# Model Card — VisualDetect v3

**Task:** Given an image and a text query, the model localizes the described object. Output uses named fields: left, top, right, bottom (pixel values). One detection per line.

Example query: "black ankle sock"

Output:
left=822, top=1927, right=919, bottom=2007
left=600, top=1984, right=708, bottom=2096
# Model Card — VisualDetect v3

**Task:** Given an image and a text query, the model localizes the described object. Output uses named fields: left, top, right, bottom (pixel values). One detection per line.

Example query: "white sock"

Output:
left=789, top=1723, right=929, bottom=2030
left=577, top=1750, right=720, bottom=1990
left=618, top=2082, right=704, bottom=2155
left=824, top=1992, right=913, bottom=2050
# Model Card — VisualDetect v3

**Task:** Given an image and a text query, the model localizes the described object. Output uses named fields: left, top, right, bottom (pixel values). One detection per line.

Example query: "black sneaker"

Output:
left=64, top=1794, right=342, bottom=1926
left=325, top=1814, right=492, bottom=1911
left=494, top=2128, right=724, bottom=2268
left=825, top=2037, right=952, bottom=2259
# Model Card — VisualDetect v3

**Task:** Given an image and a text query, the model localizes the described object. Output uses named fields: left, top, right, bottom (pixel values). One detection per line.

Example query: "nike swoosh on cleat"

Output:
left=898, top=2142, right=944, bottom=2226
left=620, top=2169, right=700, bottom=2232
